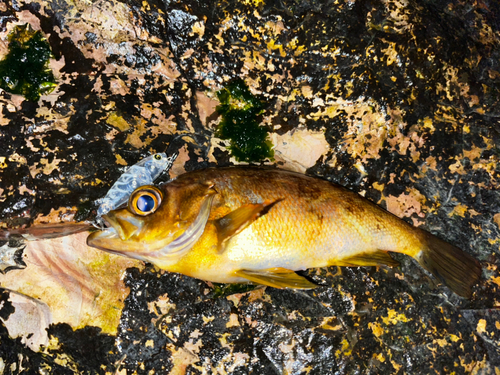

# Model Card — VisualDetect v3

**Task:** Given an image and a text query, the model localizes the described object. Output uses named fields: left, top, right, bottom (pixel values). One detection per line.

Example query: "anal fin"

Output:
left=335, top=250, right=400, bottom=267
left=234, top=268, right=318, bottom=289
left=215, top=199, right=281, bottom=253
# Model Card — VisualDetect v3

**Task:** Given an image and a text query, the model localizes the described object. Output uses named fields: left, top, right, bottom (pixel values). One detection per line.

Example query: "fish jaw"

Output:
left=87, top=208, right=150, bottom=253
left=86, top=224, right=151, bottom=256
left=103, top=210, right=145, bottom=241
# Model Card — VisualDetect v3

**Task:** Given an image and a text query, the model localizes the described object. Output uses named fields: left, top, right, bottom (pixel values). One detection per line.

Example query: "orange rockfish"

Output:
left=87, top=167, right=481, bottom=298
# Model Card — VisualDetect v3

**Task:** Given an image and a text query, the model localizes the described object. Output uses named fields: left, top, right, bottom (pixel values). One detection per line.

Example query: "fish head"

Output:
left=87, top=180, right=216, bottom=264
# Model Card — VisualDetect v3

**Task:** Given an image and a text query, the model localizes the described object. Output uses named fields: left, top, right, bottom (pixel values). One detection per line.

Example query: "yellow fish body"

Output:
left=87, top=167, right=481, bottom=298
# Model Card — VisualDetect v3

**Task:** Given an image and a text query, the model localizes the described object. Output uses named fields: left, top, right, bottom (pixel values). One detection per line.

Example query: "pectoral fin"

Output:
left=234, top=268, right=318, bottom=289
left=215, top=199, right=281, bottom=253
left=335, top=250, right=400, bottom=267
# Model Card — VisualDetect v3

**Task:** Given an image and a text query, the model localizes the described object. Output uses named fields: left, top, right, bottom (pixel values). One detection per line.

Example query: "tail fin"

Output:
left=414, top=230, right=481, bottom=298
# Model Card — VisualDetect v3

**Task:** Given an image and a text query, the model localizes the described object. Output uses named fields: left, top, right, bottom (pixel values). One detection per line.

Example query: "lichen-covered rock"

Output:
left=1, top=0, right=500, bottom=373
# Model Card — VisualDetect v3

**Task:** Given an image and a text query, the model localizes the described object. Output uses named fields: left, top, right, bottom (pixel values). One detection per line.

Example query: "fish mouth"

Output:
left=87, top=193, right=216, bottom=262
left=87, top=226, right=118, bottom=250
left=87, top=209, right=145, bottom=252
left=87, top=227, right=157, bottom=262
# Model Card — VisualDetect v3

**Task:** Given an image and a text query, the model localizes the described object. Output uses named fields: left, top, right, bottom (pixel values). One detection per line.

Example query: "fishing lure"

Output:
left=96, top=153, right=177, bottom=226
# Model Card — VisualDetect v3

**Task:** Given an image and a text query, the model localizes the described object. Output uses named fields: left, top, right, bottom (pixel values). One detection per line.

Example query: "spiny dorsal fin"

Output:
left=335, top=250, right=400, bottom=267
left=234, top=268, right=318, bottom=289
left=215, top=199, right=281, bottom=253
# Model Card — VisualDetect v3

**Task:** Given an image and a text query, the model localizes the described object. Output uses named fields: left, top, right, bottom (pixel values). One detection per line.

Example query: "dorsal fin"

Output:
left=215, top=199, right=282, bottom=253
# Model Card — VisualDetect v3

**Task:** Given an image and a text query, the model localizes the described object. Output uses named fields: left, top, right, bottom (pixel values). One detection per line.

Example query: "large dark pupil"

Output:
left=137, top=195, right=155, bottom=212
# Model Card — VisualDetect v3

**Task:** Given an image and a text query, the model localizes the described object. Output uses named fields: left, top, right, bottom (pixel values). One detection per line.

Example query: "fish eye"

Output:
left=154, top=154, right=162, bottom=160
left=128, top=186, right=163, bottom=216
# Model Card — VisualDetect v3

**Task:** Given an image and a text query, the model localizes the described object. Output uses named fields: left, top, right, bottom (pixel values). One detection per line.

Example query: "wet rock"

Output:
left=0, top=0, right=499, bottom=373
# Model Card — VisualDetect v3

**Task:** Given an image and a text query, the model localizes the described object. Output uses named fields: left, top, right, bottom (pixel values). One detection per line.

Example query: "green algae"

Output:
left=0, top=24, right=56, bottom=101
left=216, top=79, right=274, bottom=163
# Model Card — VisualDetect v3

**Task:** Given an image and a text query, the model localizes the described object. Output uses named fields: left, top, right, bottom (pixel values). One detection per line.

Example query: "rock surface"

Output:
left=0, top=0, right=499, bottom=373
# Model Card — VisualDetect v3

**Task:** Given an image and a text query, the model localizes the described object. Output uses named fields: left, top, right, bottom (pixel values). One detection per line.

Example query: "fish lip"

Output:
left=101, top=213, right=121, bottom=234
left=87, top=210, right=141, bottom=249
left=87, top=228, right=148, bottom=261
left=86, top=226, right=118, bottom=250
left=100, top=211, right=143, bottom=241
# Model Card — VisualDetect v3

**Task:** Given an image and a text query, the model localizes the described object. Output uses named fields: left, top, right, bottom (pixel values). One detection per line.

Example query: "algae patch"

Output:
left=216, top=79, right=274, bottom=163
left=0, top=25, right=56, bottom=101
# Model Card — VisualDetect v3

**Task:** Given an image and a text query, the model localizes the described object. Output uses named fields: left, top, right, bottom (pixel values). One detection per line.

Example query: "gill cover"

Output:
left=147, top=192, right=216, bottom=260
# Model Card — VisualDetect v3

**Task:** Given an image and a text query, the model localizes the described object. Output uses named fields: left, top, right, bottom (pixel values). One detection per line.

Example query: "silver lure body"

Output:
left=96, top=153, right=177, bottom=223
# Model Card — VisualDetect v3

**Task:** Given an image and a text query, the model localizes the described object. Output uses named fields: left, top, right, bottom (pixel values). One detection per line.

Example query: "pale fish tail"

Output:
left=413, top=229, right=481, bottom=298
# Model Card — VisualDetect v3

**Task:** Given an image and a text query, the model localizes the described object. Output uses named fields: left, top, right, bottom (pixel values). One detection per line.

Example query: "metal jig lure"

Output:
left=95, top=153, right=177, bottom=227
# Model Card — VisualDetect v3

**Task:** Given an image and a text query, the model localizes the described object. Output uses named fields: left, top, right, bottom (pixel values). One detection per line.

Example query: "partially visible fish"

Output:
left=0, top=222, right=92, bottom=241
left=0, top=241, right=26, bottom=273
left=87, top=167, right=482, bottom=298
left=0, top=222, right=92, bottom=273
left=96, top=153, right=177, bottom=226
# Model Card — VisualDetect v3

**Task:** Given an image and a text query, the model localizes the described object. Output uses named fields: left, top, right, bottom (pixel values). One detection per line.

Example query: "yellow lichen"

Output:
left=385, top=188, right=427, bottom=224
left=493, top=214, right=500, bottom=229
left=203, top=316, right=215, bottom=325
left=477, top=319, right=487, bottom=334
left=226, top=313, right=240, bottom=328
left=448, top=204, right=468, bottom=218
left=381, top=309, right=409, bottom=325
left=368, top=322, right=385, bottom=337
left=318, top=317, right=343, bottom=331
left=335, top=339, right=352, bottom=357
left=106, top=112, right=130, bottom=132
left=450, top=334, right=460, bottom=342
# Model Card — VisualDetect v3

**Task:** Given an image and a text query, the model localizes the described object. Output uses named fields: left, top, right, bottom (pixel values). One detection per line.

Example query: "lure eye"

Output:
left=128, top=186, right=163, bottom=216
left=154, top=154, right=162, bottom=160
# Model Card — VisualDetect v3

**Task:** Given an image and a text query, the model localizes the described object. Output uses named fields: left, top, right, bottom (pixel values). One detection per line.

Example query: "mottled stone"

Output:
left=0, top=0, right=499, bottom=373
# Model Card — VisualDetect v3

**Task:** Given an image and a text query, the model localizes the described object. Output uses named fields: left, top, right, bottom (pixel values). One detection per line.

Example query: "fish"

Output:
left=0, top=241, right=26, bottom=273
left=95, top=152, right=177, bottom=226
left=0, top=223, right=92, bottom=273
left=87, top=167, right=482, bottom=298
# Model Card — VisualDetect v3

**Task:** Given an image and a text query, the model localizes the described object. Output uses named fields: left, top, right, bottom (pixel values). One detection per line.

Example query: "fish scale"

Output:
left=210, top=170, right=413, bottom=268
